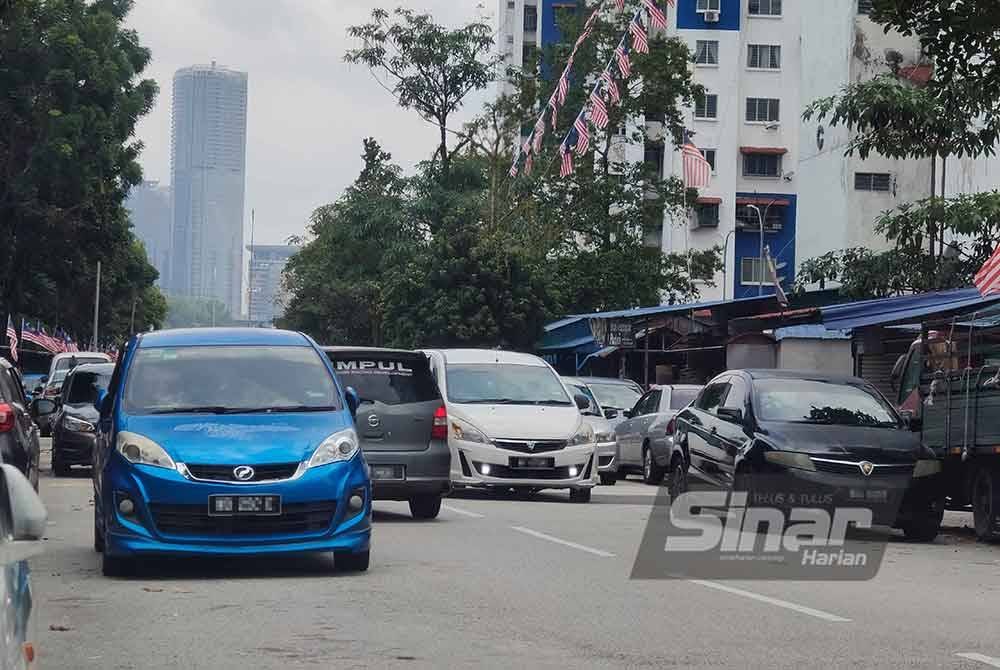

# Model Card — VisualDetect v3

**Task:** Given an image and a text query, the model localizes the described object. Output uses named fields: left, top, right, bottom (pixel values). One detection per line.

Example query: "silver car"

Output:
left=614, top=385, right=702, bottom=484
left=563, top=378, right=620, bottom=485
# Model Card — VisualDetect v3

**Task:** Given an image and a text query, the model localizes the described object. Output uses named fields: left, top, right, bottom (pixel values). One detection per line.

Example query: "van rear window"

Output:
left=330, top=357, right=440, bottom=405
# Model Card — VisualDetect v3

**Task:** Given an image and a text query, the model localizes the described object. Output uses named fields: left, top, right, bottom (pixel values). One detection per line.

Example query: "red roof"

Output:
left=740, top=146, right=788, bottom=155
left=736, top=197, right=791, bottom=207
left=696, top=196, right=722, bottom=205
left=899, top=64, right=933, bottom=85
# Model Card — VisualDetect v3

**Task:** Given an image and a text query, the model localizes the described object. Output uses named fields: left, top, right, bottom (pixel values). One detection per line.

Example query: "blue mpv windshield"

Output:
left=124, top=345, right=339, bottom=414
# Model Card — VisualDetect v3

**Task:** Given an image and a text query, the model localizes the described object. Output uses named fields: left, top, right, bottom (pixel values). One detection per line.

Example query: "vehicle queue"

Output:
left=6, top=324, right=959, bottom=581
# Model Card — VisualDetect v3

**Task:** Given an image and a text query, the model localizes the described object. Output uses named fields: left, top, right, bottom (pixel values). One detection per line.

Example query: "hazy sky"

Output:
left=126, top=0, right=494, bottom=245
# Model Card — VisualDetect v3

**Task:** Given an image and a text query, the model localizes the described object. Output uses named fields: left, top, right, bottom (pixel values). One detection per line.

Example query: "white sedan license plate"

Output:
left=208, top=494, right=281, bottom=516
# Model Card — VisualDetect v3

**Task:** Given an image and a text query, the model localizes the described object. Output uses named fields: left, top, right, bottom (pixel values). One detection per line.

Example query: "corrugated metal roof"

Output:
left=820, top=287, right=1000, bottom=331
left=543, top=316, right=585, bottom=332
left=570, top=294, right=774, bottom=321
left=773, top=324, right=851, bottom=341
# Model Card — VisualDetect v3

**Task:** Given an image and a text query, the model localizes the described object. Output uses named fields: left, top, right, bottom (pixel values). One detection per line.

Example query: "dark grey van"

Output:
left=324, top=347, right=451, bottom=519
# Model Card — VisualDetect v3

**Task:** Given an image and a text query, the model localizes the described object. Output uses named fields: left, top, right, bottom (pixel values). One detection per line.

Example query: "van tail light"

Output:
left=665, top=417, right=676, bottom=435
left=0, top=404, right=14, bottom=432
left=431, top=406, right=448, bottom=441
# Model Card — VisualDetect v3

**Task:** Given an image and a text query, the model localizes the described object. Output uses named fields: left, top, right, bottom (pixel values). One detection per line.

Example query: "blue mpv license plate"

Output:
left=208, top=494, right=281, bottom=516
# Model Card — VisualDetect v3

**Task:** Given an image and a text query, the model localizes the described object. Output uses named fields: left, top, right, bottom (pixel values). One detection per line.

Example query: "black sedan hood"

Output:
left=757, top=421, right=926, bottom=461
left=63, top=403, right=99, bottom=423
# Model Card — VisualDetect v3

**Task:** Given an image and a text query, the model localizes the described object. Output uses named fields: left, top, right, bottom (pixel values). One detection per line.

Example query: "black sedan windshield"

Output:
left=65, top=371, right=112, bottom=404
left=447, top=364, right=570, bottom=405
left=124, top=345, right=338, bottom=414
left=755, top=379, right=898, bottom=426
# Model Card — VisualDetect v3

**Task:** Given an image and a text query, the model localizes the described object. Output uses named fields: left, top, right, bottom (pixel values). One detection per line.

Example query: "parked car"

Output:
left=614, top=384, right=702, bottom=484
left=571, top=376, right=642, bottom=427
left=0, top=463, right=47, bottom=670
left=323, top=347, right=450, bottom=519
left=563, top=377, right=619, bottom=485
left=67, top=328, right=372, bottom=576
left=19, top=373, right=45, bottom=404
left=670, top=370, right=944, bottom=541
left=50, top=363, right=114, bottom=476
left=33, top=353, right=110, bottom=436
left=422, top=349, right=599, bottom=502
left=0, top=358, right=41, bottom=491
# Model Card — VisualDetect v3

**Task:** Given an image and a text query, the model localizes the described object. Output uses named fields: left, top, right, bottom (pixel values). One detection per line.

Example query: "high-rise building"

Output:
left=498, top=0, right=1000, bottom=302
left=247, top=245, right=299, bottom=326
left=169, top=62, right=248, bottom=313
left=125, top=180, right=172, bottom=285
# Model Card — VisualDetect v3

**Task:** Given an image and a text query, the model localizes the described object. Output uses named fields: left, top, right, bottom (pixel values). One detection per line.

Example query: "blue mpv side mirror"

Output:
left=345, top=387, right=360, bottom=417
left=95, top=388, right=109, bottom=415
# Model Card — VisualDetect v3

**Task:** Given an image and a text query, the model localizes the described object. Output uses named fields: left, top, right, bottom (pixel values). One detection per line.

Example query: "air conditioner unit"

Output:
left=704, top=10, right=720, bottom=22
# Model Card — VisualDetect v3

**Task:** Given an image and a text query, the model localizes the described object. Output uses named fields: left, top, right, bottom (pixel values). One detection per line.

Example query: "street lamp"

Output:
left=721, top=229, right=736, bottom=301
left=747, top=200, right=778, bottom=297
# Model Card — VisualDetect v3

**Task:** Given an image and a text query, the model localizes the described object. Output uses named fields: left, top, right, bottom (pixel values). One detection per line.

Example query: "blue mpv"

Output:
left=92, top=328, right=371, bottom=575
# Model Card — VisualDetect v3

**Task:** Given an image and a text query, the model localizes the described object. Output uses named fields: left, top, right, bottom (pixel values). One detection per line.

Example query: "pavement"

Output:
left=30, top=439, right=1000, bottom=669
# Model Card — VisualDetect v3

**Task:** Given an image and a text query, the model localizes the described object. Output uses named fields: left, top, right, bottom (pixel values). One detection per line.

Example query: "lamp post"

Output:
left=721, top=229, right=736, bottom=301
left=747, top=200, right=778, bottom=296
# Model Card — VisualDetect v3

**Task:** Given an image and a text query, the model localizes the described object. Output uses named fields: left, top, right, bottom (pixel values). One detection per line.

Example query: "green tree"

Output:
left=0, top=0, right=160, bottom=342
left=345, top=7, right=501, bottom=184
left=279, top=139, right=413, bottom=345
left=164, top=295, right=235, bottom=330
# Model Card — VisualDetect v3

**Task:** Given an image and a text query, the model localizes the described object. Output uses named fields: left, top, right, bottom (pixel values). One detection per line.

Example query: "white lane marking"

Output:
left=510, top=526, right=616, bottom=558
left=957, top=653, right=1000, bottom=668
left=689, top=580, right=851, bottom=623
left=441, top=504, right=485, bottom=519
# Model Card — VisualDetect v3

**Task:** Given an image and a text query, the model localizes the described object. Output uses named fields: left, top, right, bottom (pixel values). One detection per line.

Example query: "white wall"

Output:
left=776, top=339, right=853, bottom=374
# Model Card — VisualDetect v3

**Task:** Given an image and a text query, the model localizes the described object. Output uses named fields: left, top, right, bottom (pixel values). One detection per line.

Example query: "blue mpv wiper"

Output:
left=237, top=405, right=338, bottom=414
left=149, top=406, right=233, bottom=415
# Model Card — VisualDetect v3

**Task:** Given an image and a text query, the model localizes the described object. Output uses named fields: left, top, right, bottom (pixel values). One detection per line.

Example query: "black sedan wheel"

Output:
left=667, top=456, right=688, bottom=499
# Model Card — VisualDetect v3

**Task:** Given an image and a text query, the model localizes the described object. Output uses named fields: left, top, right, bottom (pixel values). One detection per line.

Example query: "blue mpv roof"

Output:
left=138, top=328, right=310, bottom=348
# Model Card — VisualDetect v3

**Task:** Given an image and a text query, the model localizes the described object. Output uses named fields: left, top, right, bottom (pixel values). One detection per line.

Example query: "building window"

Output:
left=742, top=153, right=782, bottom=177
left=746, top=97, right=780, bottom=123
left=741, top=257, right=765, bottom=284
left=855, top=172, right=892, bottom=192
left=858, top=0, right=874, bottom=14
left=701, top=148, right=717, bottom=171
left=736, top=204, right=783, bottom=229
left=748, top=44, right=781, bottom=69
left=507, top=0, right=515, bottom=8
left=749, top=0, right=781, bottom=16
left=697, top=0, right=721, bottom=11
left=695, top=40, right=719, bottom=65
left=644, top=144, right=665, bottom=178
left=524, top=5, right=538, bottom=31
left=694, top=93, right=718, bottom=119
left=697, top=204, right=720, bottom=228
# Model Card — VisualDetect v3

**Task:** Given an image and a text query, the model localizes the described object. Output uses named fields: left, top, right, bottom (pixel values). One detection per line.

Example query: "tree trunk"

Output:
left=928, top=154, right=936, bottom=270
left=438, top=117, right=450, bottom=182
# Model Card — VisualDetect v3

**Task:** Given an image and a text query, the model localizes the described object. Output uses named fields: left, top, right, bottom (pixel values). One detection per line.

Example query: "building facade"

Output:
left=169, top=62, right=249, bottom=314
left=125, top=181, right=172, bottom=285
left=498, top=0, right=1000, bottom=302
left=247, top=245, right=298, bottom=326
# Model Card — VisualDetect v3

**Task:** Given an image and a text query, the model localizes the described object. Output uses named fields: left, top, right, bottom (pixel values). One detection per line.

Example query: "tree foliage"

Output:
left=0, top=0, right=164, bottom=343
left=164, top=295, right=235, bottom=330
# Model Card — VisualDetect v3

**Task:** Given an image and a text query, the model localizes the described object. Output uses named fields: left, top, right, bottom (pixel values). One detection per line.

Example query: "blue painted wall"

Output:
left=541, top=0, right=579, bottom=49
left=733, top=193, right=797, bottom=300
left=676, top=0, right=741, bottom=31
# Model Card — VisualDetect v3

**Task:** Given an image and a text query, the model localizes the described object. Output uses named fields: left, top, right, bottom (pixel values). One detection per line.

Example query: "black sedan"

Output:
left=0, top=358, right=42, bottom=490
left=669, top=369, right=944, bottom=541
left=50, top=363, right=113, bottom=476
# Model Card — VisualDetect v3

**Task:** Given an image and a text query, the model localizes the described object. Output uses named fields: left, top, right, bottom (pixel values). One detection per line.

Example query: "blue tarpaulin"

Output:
left=820, top=288, right=1000, bottom=331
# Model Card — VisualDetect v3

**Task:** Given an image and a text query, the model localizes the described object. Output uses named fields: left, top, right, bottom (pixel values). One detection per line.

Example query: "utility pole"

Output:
left=129, top=293, right=137, bottom=334
left=92, top=261, right=101, bottom=350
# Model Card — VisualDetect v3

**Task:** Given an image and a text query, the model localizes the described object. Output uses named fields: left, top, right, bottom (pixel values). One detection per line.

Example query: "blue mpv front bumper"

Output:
left=101, top=454, right=371, bottom=558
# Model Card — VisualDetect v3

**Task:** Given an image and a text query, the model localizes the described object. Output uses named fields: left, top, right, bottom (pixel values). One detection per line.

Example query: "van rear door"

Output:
left=327, top=351, right=442, bottom=452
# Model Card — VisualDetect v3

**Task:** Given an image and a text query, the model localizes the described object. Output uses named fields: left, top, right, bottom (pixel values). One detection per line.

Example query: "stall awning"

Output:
left=739, top=146, right=788, bottom=155
left=696, top=196, right=722, bottom=205
left=820, top=287, right=1000, bottom=331
left=736, top=197, right=791, bottom=207
left=577, top=346, right=618, bottom=371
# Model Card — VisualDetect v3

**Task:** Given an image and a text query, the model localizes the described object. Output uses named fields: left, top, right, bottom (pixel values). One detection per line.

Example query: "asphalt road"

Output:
left=29, top=441, right=1000, bottom=670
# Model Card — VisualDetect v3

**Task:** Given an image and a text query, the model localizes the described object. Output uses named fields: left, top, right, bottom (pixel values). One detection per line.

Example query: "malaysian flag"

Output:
left=643, top=0, right=669, bottom=29
left=509, top=161, right=519, bottom=178
left=560, top=145, right=574, bottom=177
left=5, top=316, right=17, bottom=363
left=601, top=70, right=621, bottom=104
left=590, top=91, right=610, bottom=129
left=573, top=114, right=590, bottom=155
left=557, top=72, right=570, bottom=105
left=533, top=119, right=546, bottom=154
left=615, top=44, right=632, bottom=78
left=682, top=138, right=712, bottom=188
left=614, top=0, right=625, bottom=10
left=550, top=97, right=560, bottom=130
left=630, top=19, right=649, bottom=54
left=975, top=243, right=1000, bottom=296
left=39, top=327, right=61, bottom=353
left=523, top=153, right=534, bottom=176
left=21, top=322, right=44, bottom=350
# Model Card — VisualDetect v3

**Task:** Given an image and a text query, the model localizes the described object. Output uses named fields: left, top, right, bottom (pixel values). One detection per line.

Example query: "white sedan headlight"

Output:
left=63, top=415, right=95, bottom=433
left=117, top=432, right=175, bottom=469
left=449, top=417, right=490, bottom=444
left=594, top=430, right=615, bottom=443
left=308, top=428, right=360, bottom=468
left=567, top=422, right=596, bottom=446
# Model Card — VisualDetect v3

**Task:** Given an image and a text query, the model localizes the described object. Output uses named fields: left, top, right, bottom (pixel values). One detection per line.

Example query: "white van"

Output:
left=422, top=349, right=598, bottom=502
